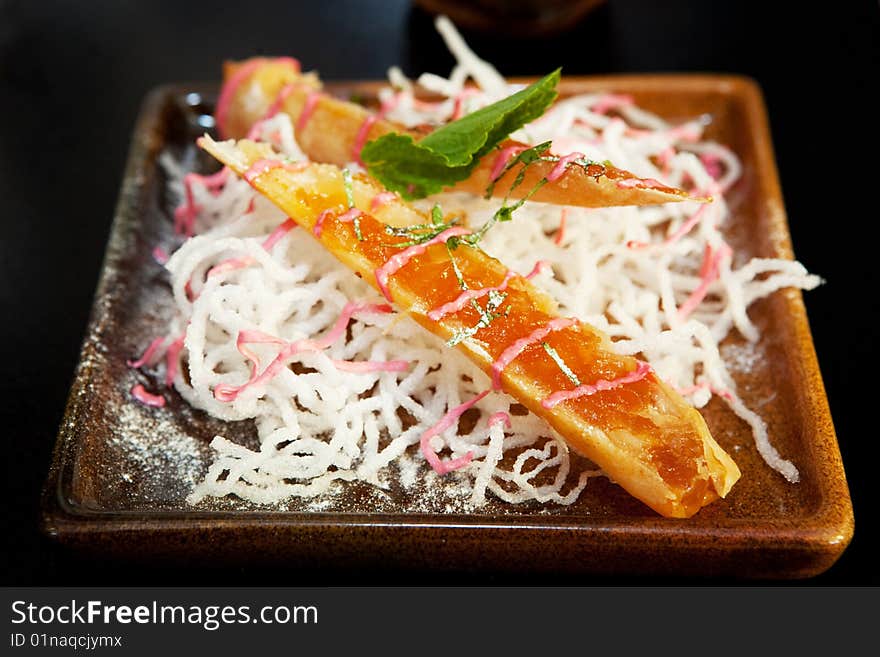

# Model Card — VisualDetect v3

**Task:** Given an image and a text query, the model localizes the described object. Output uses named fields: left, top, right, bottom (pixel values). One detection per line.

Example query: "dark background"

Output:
left=1, top=0, right=877, bottom=586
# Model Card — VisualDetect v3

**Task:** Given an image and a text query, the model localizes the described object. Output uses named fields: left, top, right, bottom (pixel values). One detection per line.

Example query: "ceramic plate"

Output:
left=41, top=76, right=853, bottom=578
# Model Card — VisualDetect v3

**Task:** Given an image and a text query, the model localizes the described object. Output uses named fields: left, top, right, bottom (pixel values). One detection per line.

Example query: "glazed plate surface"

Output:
left=41, top=76, right=853, bottom=578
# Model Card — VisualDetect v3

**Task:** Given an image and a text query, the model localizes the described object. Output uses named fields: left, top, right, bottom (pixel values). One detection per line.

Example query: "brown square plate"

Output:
left=41, top=75, right=853, bottom=578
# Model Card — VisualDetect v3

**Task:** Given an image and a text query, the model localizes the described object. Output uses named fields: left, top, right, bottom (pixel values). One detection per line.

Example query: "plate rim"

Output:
left=40, top=74, right=854, bottom=578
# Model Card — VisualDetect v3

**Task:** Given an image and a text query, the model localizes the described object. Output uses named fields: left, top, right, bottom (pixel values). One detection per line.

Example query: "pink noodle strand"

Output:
left=175, top=169, right=231, bottom=236
left=165, top=336, right=185, bottom=386
left=666, top=124, right=701, bottom=142
left=450, top=88, right=479, bottom=121
left=234, top=330, right=285, bottom=388
left=174, top=203, right=198, bottom=237
left=375, top=227, right=472, bottom=302
left=665, top=203, right=710, bottom=247
left=542, top=361, right=652, bottom=409
left=555, top=208, right=568, bottom=246
left=207, top=217, right=298, bottom=279
left=676, top=381, right=708, bottom=396
left=712, top=385, right=735, bottom=401
left=379, top=92, right=403, bottom=115
left=127, top=337, right=167, bottom=369
left=207, top=257, right=255, bottom=278
left=524, top=260, right=551, bottom=279
left=214, top=342, right=315, bottom=402
left=214, top=302, right=397, bottom=402
left=627, top=201, right=710, bottom=250
left=592, top=93, right=634, bottom=115
left=700, top=152, right=724, bottom=180
left=491, top=318, right=577, bottom=390
left=420, top=389, right=490, bottom=475
left=697, top=243, right=716, bottom=278
left=261, top=217, right=297, bottom=250
left=676, top=243, right=732, bottom=319
left=245, top=120, right=265, bottom=141
left=131, top=384, right=166, bottom=408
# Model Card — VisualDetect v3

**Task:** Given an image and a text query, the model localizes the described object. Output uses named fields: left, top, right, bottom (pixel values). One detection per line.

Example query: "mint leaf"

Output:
left=360, top=133, right=473, bottom=198
left=418, top=68, right=561, bottom=165
left=361, top=69, right=561, bottom=199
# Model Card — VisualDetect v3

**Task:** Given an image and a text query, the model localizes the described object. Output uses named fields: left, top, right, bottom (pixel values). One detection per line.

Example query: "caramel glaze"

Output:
left=199, top=137, right=740, bottom=517
left=320, top=209, right=705, bottom=493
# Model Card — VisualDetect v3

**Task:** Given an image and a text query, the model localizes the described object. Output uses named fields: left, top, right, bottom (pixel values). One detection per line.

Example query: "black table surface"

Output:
left=2, top=0, right=877, bottom=586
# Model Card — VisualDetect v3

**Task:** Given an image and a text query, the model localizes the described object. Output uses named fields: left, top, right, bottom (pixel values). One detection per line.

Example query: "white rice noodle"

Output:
left=153, top=19, right=820, bottom=507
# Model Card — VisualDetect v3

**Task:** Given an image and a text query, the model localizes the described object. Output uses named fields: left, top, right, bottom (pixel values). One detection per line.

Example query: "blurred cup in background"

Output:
left=414, top=0, right=607, bottom=37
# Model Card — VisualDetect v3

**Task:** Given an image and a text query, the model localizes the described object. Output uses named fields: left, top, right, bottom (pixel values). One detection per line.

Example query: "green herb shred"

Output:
left=542, top=341, right=581, bottom=386
left=341, top=168, right=364, bottom=240
left=361, top=69, right=561, bottom=199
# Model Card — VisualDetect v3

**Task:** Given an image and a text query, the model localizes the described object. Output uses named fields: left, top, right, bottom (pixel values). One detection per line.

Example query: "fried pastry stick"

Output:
left=198, top=135, right=740, bottom=517
left=217, top=58, right=703, bottom=208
